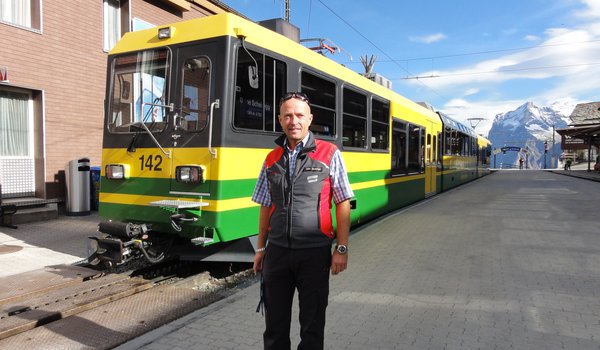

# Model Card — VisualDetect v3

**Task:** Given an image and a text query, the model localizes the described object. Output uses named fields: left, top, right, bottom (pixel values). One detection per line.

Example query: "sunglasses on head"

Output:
left=279, top=92, right=310, bottom=106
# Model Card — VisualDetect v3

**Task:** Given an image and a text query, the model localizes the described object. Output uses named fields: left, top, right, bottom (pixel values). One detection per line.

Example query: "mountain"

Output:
left=487, top=102, right=572, bottom=169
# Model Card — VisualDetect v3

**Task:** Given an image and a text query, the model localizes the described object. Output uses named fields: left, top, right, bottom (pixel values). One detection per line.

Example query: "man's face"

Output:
left=278, top=98, right=313, bottom=145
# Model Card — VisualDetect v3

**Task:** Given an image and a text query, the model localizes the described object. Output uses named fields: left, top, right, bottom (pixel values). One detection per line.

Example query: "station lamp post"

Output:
left=544, top=141, right=548, bottom=169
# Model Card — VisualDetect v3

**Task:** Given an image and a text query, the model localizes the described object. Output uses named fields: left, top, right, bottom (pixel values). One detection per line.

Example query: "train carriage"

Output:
left=93, top=13, right=490, bottom=265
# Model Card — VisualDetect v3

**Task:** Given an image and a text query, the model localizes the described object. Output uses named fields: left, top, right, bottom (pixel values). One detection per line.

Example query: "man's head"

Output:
left=278, top=92, right=313, bottom=148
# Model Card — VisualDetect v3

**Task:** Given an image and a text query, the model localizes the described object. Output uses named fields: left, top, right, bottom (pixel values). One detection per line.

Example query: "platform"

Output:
left=117, top=170, right=600, bottom=350
left=0, top=170, right=599, bottom=349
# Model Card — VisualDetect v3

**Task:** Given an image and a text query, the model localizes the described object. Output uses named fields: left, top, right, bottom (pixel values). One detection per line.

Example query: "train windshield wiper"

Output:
left=126, top=99, right=173, bottom=158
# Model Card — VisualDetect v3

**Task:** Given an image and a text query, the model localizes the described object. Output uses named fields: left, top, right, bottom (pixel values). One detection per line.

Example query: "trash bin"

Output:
left=90, top=166, right=101, bottom=211
left=65, top=157, right=91, bottom=216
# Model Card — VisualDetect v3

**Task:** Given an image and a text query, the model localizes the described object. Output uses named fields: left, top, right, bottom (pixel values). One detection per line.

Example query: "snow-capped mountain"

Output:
left=487, top=102, right=573, bottom=169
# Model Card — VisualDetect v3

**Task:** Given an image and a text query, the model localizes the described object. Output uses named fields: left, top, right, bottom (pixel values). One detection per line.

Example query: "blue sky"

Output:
left=221, top=0, right=600, bottom=134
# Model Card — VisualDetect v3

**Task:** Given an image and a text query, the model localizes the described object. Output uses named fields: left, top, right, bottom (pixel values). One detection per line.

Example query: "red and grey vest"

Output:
left=265, top=132, right=337, bottom=249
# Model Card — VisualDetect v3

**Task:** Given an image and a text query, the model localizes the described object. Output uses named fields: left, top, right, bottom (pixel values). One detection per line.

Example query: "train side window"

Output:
left=301, top=71, right=336, bottom=137
left=371, top=98, right=389, bottom=150
left=391, top=119, right=407, bottom=176
left=342, top=87, right=366, bottom=148
left=234, top=48, right=286, bottom=132
left=408, top=124, right=422, bottom=173
left=181, top=57, right=210, bottom=131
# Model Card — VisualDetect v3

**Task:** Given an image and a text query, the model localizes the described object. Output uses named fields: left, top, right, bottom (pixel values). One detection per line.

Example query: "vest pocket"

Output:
left=316, top=193, right=321, bottom=231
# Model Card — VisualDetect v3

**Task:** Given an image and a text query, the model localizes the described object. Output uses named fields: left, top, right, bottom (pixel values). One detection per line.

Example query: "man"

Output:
left=252, top=92, right=354, bottom=350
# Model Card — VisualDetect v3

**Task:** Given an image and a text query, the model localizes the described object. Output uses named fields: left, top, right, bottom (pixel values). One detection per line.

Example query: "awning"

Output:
left=556, top=124, right=600, bottom=149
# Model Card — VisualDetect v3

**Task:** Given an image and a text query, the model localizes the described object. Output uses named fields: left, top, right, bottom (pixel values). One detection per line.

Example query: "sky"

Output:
left=220, top=0, right=600, bottom=135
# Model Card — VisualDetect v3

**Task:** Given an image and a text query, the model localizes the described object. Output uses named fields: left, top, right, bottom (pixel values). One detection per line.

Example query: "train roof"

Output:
left=438, top=112, right=479, bottom=138
left=110, top=13, right=441, bottom=125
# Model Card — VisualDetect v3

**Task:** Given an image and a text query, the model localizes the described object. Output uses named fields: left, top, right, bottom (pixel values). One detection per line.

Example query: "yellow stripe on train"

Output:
left=102, top=147, right=393, bottom=181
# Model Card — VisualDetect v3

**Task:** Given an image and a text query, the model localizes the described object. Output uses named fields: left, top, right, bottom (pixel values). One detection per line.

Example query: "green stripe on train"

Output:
left=99, top=176, right=425, bottom=243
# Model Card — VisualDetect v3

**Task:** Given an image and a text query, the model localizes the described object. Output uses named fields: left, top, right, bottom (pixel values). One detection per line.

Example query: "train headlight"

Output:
left=158, top=26, right=173, bottom=39
left=105, top=164, right=127, bottom=180
left=176, top=165, right=205, bottom=184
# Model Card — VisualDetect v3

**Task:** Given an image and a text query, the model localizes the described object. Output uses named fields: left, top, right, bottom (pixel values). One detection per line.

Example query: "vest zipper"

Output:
left=286, top=181, right=293, bottom=248
left=285, top=153, right=293, bottom=248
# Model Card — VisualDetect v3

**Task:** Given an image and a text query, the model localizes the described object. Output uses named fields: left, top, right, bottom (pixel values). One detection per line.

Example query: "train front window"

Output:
left=108, top=48, right=170, bottom=133
left=181, top=57, right=210, bottom=131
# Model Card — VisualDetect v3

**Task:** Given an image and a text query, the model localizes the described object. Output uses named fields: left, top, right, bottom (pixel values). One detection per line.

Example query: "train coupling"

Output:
left=89, top=221, right=164, bottom=266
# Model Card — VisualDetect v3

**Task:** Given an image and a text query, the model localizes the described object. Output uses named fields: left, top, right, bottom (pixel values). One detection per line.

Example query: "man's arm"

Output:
left=253, top=205, right=270, bottom=274
left=331, top=199, right=350, bottom=275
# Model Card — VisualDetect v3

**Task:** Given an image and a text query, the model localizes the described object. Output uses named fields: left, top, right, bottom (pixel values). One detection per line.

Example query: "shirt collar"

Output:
left=284, top=133, right=311, bottom=152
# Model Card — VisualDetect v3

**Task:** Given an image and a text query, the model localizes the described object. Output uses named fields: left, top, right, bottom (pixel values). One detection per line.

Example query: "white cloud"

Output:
left=463, top=88, right=479, bottom=96
left=398, top=0, right=600, bottom=136
left=573, top=0, right=600, bottom=19
left=409, top=33, right=447, bottom=44
left=523, top=34, right=540, bottom=41
left=409, top=24, right=600, bottom=91
left=440, top=98, right=524, bottom=135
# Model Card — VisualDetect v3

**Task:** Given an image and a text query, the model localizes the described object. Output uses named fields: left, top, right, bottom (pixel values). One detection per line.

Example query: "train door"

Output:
left=167, top=44, right=219, bottom=200
left=425, top=125, right=437, bottom=197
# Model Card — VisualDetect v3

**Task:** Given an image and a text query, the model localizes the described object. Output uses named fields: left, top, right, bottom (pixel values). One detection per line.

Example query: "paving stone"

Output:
left=114, top=171, right=600, bottom=350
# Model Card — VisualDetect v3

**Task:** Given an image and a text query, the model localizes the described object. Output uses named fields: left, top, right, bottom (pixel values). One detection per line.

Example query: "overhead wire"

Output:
left=398, top=62, right=600, bottom=80
left=315, top=0, right=449, bottom=101
left=357, top=38, right=600, bottom=63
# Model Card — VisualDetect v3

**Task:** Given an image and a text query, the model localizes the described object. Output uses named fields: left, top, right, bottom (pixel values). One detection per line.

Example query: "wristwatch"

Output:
left=335, top=244, right=348, bottom=254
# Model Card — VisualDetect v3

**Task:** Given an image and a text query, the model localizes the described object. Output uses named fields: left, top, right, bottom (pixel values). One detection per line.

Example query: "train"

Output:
left=90, top=13, right=492, bottom=266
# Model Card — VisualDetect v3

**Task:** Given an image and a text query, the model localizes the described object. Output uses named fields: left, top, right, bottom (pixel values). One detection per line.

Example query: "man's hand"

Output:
left=331, top=251, right=348, bottom=275
left=253, top=251, right=265, bottom=275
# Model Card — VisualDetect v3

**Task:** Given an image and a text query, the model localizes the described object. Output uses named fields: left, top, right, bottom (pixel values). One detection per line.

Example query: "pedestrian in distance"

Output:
left=252, top=92, right=354, bottom=350
left=519, top=157, right=524, bottom=170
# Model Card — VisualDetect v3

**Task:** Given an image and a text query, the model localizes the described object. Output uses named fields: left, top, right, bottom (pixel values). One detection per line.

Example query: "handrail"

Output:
left=208, top=99, right=220, bottom=158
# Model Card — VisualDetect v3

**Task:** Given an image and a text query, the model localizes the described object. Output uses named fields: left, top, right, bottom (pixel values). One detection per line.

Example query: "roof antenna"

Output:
left=284, top=0, right=290, bottom=22
left=360, top=55, right=377, bottom=75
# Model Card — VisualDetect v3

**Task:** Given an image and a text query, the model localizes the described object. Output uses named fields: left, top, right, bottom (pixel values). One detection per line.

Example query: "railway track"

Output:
left=0, top=261, right=254, bottom=349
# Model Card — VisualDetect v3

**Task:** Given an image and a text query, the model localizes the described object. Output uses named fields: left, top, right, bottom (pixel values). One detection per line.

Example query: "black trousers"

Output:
left=262, top=244, right=332, bottom=350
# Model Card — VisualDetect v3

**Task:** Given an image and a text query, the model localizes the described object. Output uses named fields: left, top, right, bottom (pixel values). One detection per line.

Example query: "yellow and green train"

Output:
left=92, top=13, right=491, bottom=265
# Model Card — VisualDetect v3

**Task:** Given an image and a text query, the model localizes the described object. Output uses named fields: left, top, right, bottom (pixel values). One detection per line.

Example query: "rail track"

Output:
left=0, top=260, right=253, bottom=349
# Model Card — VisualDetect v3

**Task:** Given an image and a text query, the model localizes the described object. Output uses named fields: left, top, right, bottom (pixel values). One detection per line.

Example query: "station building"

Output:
left=557, top=102, right=600, bottom=171
left=0, top=0, right=239, bottom=204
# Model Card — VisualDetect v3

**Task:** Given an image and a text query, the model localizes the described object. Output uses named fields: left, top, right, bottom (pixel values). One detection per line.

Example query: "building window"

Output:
left=0, top=90, right=31, bottom=157
left=234, top=48, right=287, bottom=132
left=0, top=89, right=35, bottom=198
left=342, top=87, right=366, bottom=149
left=301, top=71, right=336, bottom=138
left=0, top=0, right=41, bottom=30
left=104, top=0, right=121, bottom=51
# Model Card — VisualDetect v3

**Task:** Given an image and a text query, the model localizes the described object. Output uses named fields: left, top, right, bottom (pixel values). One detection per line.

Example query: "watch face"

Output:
left=336, top=245, right=347, bottom=254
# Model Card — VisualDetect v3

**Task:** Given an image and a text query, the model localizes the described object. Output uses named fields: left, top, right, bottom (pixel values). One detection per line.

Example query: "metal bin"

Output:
left=65, top=158, right=90, bottom=216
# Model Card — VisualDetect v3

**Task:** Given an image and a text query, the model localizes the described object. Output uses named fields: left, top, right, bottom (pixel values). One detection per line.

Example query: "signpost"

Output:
left=544, top=141, right=548, bottom=169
